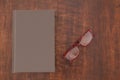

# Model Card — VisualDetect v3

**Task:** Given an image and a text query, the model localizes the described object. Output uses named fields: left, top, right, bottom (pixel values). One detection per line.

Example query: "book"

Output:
left=12, top=10, right=55, bottom=72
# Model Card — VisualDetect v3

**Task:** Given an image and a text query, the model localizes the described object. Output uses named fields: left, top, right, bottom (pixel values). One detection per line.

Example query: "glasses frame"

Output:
left=63, top=29, right=94, bottom=63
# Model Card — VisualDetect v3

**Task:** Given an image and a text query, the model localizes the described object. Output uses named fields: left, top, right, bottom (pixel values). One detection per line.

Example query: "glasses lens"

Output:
left=79, top=30, right=93, bottom=46
left=64, top=46, right=79, bottom=61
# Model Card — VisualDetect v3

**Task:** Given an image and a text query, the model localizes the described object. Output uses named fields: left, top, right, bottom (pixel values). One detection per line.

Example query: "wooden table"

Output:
left=0, top=0, right=120, bottom=80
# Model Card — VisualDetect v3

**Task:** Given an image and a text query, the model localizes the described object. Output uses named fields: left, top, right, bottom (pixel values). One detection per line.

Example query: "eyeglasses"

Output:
left=63, top=29, right=94, bottom=63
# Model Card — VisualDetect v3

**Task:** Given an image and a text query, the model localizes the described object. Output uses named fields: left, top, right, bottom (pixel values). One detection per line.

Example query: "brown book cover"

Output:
left=12, top=10, right=55, bottom=72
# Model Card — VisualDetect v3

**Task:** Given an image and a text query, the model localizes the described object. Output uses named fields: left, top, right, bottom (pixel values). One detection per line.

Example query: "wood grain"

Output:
left=0, top=0, right=120, bottom=80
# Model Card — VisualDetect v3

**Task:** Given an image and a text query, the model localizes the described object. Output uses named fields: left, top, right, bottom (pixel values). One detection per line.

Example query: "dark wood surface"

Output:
left=0, top=0, right=120, bottom=80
